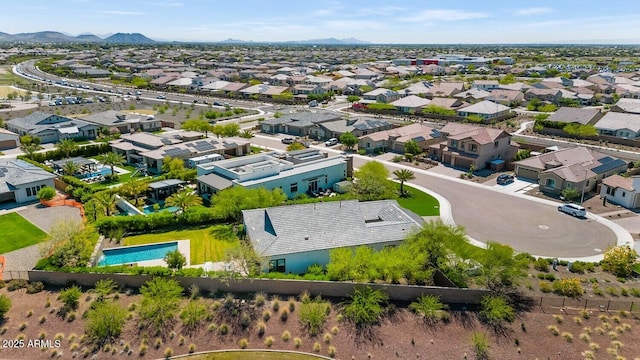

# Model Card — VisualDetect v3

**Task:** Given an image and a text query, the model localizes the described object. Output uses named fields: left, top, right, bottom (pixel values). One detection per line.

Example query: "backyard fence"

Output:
left=538, top=296, right=640, bottom=315
left=1, top=269, right=30, bottom=281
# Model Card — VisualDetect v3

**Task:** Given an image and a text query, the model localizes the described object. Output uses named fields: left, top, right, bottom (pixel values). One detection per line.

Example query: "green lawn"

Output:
left=123, top=224, right=240, bottom=264
left=396, top=184, right=440, bottom=216
left=0, top=212, right=48, bottom=254
left=181, top=351, right=327, bottom=360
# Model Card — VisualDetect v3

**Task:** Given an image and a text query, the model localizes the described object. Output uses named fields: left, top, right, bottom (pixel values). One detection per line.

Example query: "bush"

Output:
left=7, top=279, right=28, bottom=291
left=26, top=281, right=45, bottom=294
left=602, top=245, right=638, bottom=278
left=471, top=332, right=489, bottom=360
left=58, top=285, right=82, bottom=311
left=85, top=302, right=127, bottom=346
left=534, top=258, right=550, bottom=272
left=409, top=295, right=445, bottom=322
left=342, top=287, right=388, bottom=328
left=479, top=295, right=515, bottom=327
left=0, top=295, right=11, bottom=319
left=552, top=278, right=584, bottom=298
left=238, top=338, right=249, bottom=349
left=299, top=297, right=330, bottom=336
left=36, top=187, right=56, bottom=201
left=569, top=261, right=587, bottom=274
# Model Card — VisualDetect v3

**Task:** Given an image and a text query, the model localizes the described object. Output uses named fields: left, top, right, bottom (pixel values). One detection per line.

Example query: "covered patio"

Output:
left=147, top=179, right=185, bottom=201
left=50, top=156, right=97, bottom=176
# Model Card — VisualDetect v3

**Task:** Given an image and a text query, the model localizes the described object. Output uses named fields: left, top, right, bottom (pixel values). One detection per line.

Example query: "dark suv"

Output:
left=281, top=137, right=294, bottom=144
left=496, top=174, right=515, bottom=185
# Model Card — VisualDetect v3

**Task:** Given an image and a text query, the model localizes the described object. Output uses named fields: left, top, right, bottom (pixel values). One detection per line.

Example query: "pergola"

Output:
left=147, top=179, right=185, bottom=201
left=52, top=156, right=97, bottom=176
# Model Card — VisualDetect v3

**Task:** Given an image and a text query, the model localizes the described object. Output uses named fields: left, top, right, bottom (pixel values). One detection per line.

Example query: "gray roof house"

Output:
left=594, top=112, right=640, bottom=139
left=314, top=117, right=391, bottom=140
left=6, top=112, right=99, bottom=144
left=546, top=107, right=604, bottom=126
left=78, top=110, right=162, bottom=134
left=0, top=159, right=57, bottom=204
left=242, top=200, right=423, bottom=274
left=260, top=111, right=342, bottom=137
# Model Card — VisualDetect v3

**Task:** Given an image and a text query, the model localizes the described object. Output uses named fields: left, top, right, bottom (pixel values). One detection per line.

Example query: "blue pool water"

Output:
left=97, top=242, right=178, bottom=266
left=142, top=205, right=180, bottom=214
left=78, top=167, right=113, bottom=179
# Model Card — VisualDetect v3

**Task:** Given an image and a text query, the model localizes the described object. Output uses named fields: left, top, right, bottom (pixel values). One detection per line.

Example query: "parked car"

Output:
left=558, top=203, right=586, bottom=217
left=281, top=137, right=294, bottom=144
left=496, top=174, right=515, bottom=185
left=325, top=138, right=339, bottom=146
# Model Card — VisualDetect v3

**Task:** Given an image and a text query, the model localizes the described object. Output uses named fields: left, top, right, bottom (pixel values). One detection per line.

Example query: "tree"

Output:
left=347, top=95, right=360, bottom=103
left=118, top=179, right=149, bottom=204
left=225, top=241, right=267, bottom=276
left=85, top=301, right=127, bottom=346
left=212, top=124, right=225, bottom=138
left=339, top=132, right=358, bottom=150
left=93, top=191, right=117, bottom=217
left=57, top=138, right=78, bottom=159
left=222, top=123, right=240, bottom=137
left=211, top=187, right=287, bottom=222
left=350, top=161, right=396, bottom=201
left=21, top=143, right=40, bottom=159
left=58, top=285, right=82, bottom=311
left=165, top=188, right=203, bottom=213
left=98, top=152, right=125, bottom=179
left=393, top=169, right=415, bottom=196
left=36, top=186, right=56, bottom=201
left=39, top=221, right=96, bottom=269
left=404, top=139, right=421, bottom=155
left=478, top=242, right=528, bottom=290
left=342, top=286, right=388, bottom=329
left=164, top=249, right=187, bottom=270
left=139, top=277, right=183, bottom=335
left=286, top=142, right=307, bottom=151
left=601, top=245, right=638, bottom=278
left=561, top=187, right=580, bottom=203
left=0, top=294, right=11, bottom=319
left=62, top=160, right=80, bottom=176
left=181, top=119, right=212, bottom=137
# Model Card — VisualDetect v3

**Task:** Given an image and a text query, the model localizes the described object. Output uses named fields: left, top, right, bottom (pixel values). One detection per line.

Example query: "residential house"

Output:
left=524, top=88, right=562, bottom=104
left=196, top=149, right=352, bottom=199
left=362, top=88, right=400, bottom=103
left=109, top=132, right=182, bottom=164
left=315, top=117, right=391, bottom=140
left=0, top=128, right=19, bottom=150
left=610, top=98, right=640, bottom=114
left=428, top=97, right=465, bottom=110
left=242, top=200, right=422, bottom=274
left=428, top=123, right=518, bottom=170
left=0, top=159, right=56, bottom=204
left=6, top=112, right=99, bottom=144
left=239, top=84, right=289, bottom=99
left=594, top=112, right=640, bottom=139
left=78, top=110, right=162, bottom=134
left=545, top=108, right=603, bottom=127
left=140, top=137, right=250, bottom=174
left=261, top=111, right=342, bottom=137
left=472, top=80, right=500, bottom=91
left=291, top=84, right=326, bottom=96
left=358, top=122, right=441, bottom=154
left=600, top=175, right=640, bottom=209
left=390, top=95, right=431, bottom=113
left=514, top=147, right=627, bottom=196
left=456, top=100, right=512, bottom=121
left=453, top=88, right=490, bottom=102
left=485, top=89, right=524, bottom=107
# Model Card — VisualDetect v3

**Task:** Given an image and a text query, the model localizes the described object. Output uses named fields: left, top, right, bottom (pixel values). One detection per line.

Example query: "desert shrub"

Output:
left=534, top=258, right=550, bottom=272
left=294, top=337, right=302, bottom=348
left=601, top=245, right=638, bottom=278
left=26, top=282, right=45, bottom=294
left=313, top=342, right=321, bottom=353
left=58, top=285, right=82, bottom=311
left=180, top=300, right=207, bottom=331
left=342, top=286, right=388, bottom=328
left=256, top=321, right=266, bottom=337
left=299, top=296, right=330, bottom=336
left=272, top=297, right=280, bottom=312
left=238, top=338, right=249, bottom=349
left=85, top=301, right=127, bottom=346
left=580, top=309, right=591, bottom=319
left=539, top=281, right=553, bottom=293
left=254, top=292, right=266, bottom=306
left=479, top=295, right=515, bottom=327
left=323, top=332, right=332, bottom=344
left=280, top=309, right=289, bottom=322
left=630, top=288, right=640, bottom=297
left=606, top=287, right=619, bottom=296
left=188, top=343, right=196, bottom=353
left=7, top=279, right=28, bottom=291
left=569, top=261, right=587, bottom=274
left=593, top=284, right=604, bottom=296
left=281, top=330, right=291, bottom=342
left=328, top=345, right=337, bottom=358
left=262, top=310, right=271, bottom=322
left=471, top=332, right=489, bottom=360
left=0, top=295, right=11, bottom=319
left=409, top=295, right=445, bottom=322
left=164, top=347, right=173, bottom=358
left=548, top=325, right=559, bottom=336
left=553, top=315, right=564, bottom=324
left=139, top=277, right=183, bottom=335
left=264, top=336, right=274, bottom=347
left=552, top=278, right=584, bottom=298
left=218, top=323, right=229, bottom=335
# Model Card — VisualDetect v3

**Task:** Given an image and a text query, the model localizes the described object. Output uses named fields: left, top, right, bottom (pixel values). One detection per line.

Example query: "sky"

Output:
left=2, top=0, right=640, bottom=44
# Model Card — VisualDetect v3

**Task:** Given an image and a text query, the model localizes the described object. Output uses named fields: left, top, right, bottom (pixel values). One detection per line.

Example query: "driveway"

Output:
left=18, top=203, right=82, bottom=233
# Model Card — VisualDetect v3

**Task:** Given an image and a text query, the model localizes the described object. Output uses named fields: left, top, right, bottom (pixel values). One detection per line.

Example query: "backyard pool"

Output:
left=142, top=204, right=180, bottom=214
left=78, top=166, right=113, bottom=179
left=97, top=241, right=178, bottom=266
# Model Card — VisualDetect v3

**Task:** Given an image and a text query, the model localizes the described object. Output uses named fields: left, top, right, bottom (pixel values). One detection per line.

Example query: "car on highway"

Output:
left=496, top=174, right=515, bottom=185
left=558, top=203, right=586, bottom=217
left=157, top=95, right=166, bottom=99
left=325, top=138, right=339, bottom=146
left=281, top=137, right=294, bottom=144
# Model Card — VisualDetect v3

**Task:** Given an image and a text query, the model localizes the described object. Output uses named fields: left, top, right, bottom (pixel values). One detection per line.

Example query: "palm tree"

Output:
left=98, top=152, right=125, bottom=179
left=22, top=143, right=40, bottom=159
left=92, top=191, right=117, bottom=217
left=393, top=169, right=415, bottom=196
left=57, top=138, right=78, bottom=159
left=62, top=161, right=80, bottom=176
left=165, top=188, right=203, bottom=213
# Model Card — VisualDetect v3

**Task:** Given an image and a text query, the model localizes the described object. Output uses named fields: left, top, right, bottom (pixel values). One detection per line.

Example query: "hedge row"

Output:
left=21, top=142, right=111, bottom=163
left=34, top=261, right=206, bottom=277
left=94, top=205, right=225, bottom=233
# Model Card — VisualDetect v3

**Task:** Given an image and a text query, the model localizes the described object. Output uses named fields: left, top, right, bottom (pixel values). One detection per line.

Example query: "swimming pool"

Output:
left=78, top=166, right=113, bottom=179
left=97, top=241, right=178, bottom=266
left=142, top=204, right=180, bottom=214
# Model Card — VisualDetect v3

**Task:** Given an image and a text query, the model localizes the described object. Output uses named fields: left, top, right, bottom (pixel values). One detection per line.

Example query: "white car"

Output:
left=325, top=138, right=338, bottom=146
left=558, top=203, right=586, bottom=217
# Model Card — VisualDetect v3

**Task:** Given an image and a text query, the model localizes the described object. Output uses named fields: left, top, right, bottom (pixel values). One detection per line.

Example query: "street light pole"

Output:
left=580, top=169, right=587, bottom=204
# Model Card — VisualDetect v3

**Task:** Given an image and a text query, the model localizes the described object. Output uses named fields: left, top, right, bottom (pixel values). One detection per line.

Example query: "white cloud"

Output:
left=401, top=9, right=489, bottom=22
left=323, top=20, right=383, bottom=30
left=97, top=10, right=144, bottom=15
left=516, top=7, right=552, bottom=16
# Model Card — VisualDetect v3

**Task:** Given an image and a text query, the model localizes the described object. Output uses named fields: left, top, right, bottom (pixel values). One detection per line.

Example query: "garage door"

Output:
left=0, top=191, right=15, bottom=204
left=0, top=140, right=17, bottom=150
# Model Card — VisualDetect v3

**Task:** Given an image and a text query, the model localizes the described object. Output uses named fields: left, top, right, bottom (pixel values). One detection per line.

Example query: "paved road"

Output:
left=251, top=133, right=621, bottom=259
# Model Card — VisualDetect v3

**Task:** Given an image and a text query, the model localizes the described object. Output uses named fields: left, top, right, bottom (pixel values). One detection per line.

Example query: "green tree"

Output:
left=514, top=149, right=531, bottom=161
left=404, top=139, right=421, bottom=155
left=601, top=245, right=638, bottom=278
left=118, top=179, right=149, bottom=203
left=85, top=301, right=127, bottom=346
left=478, top=242, right=528, bottom=290
left=342, top=286, right=388, bottom=329
left=139, top=277, right=183, bottom=335
left=98, top=152, right=125, bottom=179
left=93, top=191, right=117, bottom=217
left=393, top=169, right=415, bottom=196
left=211, top=187, right=287, bottom=222
left=0, top=294, right=11, bottom=319
left=165, top=188, right=203, bottom=213
left=347, top=95, right=360, bottom=103
left=164, top=249, right=187, bottom=270
left=21, top=144, right=40, bottom=159
left=181, top=119, right=212, bottom=137
left=561, top=187, right=580, bottom=203
left=39, top=221, right=97, bottom=268
left=225, top=241, right=267, bottom=276
left=56, top=138, right=78, bottom=159
left=350, top=161, right=396, bottom=201
left=36, top=187, right=56, bottom=201
left=222, top=123, right=240, bottom=137
left=62, top=160, right=80, bottom=176
left=339, top=132, right=358, bottom=150
left=58, top=285, right=82, bottom=311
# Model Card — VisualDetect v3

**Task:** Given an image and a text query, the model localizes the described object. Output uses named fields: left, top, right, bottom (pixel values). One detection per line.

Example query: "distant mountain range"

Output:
left=0, top=31, right=155, bottom=44
left=0, top=31, right=370, bottom=45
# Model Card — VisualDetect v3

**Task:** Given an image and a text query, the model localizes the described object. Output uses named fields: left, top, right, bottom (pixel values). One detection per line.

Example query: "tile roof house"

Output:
left=390, top=95, right=431, bottom=113
left=610, top=98, right=640, bottom=114
left=316, top=117, right=392, bottom=140
left=6, top=112, right=99, bottom=144
left=358, top=122, right=441, bottom=154
left=362, top=88, right=400, bottom=103
left=545, top=107, right=604, bottom=126
left=261, top=111, right=342, bottom=137
left=428, top=123, right=518, bottom=170
left=0, top=159, right=56, bottom=204
left=485, top=89, right=524, bottom=107
left=594, top=112, right=640, bottom=139
left=242, top=200, right=422, bottom=274
left=78, top=110, right=162, bottom=134
left=0, top=128, right=19, bottom=150
left=109, top=132, right=182, bottom=163
left=514, top=147, right=627, bottom=196
left=456, top=100, right=512, bottom=121
left=600, top=175, right=640, bottom=209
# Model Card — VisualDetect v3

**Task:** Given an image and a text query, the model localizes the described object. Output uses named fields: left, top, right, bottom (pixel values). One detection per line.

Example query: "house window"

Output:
left=566, top=183, right=573, bottom=189
left=26, top=187, right=32, bottom=197
left=269, top=259, right=286, bottom=273
left=290, top=183, right=298, bottom=193
left=494, top=141, right=499, bottom=148
left=470, top=144, right=477, bottom=152
left=622, top=191, right=626, bottom=197
left=32, top=187, right=36, bottom=196
left=450, top=140, right=458, bottom=148
left=606, top=187, right=615, bottom=196
left=545, top=178, right=556, bottom=188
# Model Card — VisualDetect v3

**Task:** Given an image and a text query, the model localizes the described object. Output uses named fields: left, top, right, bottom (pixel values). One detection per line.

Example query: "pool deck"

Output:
left=100, top=240, right=190, bottom=267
